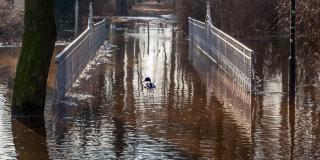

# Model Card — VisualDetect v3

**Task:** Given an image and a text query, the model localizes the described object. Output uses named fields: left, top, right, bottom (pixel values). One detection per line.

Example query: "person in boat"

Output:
left=144, top=77, right=156, bottom=89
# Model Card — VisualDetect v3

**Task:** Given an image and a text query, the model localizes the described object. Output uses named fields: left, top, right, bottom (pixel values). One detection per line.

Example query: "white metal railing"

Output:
left=55, top=3, right=107, bottom=101
left=188, top=5, right=255, bottom=94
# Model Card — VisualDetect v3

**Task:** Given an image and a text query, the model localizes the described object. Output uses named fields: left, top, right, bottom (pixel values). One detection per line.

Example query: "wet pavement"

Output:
left=0, top=17, right=320, bottom=159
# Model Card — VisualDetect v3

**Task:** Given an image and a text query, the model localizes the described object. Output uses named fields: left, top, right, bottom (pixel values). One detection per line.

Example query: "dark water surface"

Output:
left=0, top=18, right=320, bottom=160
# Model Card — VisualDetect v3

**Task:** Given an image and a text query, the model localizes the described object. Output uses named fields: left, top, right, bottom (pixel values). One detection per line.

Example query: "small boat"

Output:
left=144, top=77, right=156, bottom=89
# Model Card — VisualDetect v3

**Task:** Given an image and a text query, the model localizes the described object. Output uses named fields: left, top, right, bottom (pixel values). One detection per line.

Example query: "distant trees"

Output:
left=0, top=0, right=23, bottom=42
left=176, top=0, right=206, bottom=32
left=177, top=0, right=320, bottom=42
left=176, top=0, right=278, bottom=37
left=116, top=0, right=128, bottom=16
left=93, top=0, right=116, bottom=16
left=277, top=0, right=320, bottom=49
left=211, top=0, right=278, bottom=36
left=277, top=0, right=320, bottom=84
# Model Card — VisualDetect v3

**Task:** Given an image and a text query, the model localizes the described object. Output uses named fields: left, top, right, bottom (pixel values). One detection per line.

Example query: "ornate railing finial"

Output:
left=206, top=1, right=213, bottom=24
left=88, top=2, right=94, bottom=29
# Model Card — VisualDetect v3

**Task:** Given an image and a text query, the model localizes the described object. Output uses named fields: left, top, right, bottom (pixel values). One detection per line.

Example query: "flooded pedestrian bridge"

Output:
left=45, top=17, right=255, bottom=159
left=0, top=9, right=320, bottom=160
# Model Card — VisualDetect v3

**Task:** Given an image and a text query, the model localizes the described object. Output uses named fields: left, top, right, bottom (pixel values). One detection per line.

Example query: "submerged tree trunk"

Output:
left=12, top=117, right=48, bottom=159
left=12, top=0, right=57, bottom=117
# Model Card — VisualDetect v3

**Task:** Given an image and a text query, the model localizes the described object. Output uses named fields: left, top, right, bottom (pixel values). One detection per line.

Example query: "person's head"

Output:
left=144, top=77, right=151, bottom=82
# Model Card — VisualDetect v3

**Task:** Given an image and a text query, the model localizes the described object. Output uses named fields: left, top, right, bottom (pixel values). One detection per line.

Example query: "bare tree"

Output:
left=176, top=0, right=278, bottom=37
left=278, top=0, right=320, bottom=48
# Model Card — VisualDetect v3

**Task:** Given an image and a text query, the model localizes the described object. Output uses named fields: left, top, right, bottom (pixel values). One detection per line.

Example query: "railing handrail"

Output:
left=208, top=22, right=253, bottom=53
left=189, top=17, right=253, bottom=57
left=188, top=17, right=205, bottom=28
left=55, top=19, right=107, bottom=65
left=55, top=28, right=90, bottom=64
left=94, top=19, right=106, bottom=28
left=208, top=27, right=251, bottom=59
left=55, top=2, right=107, bottom=101
left=188, top=14, right=255, bottom=93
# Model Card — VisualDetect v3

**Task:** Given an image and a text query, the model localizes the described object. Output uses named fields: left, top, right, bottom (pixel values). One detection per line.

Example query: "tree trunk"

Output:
left=12, top=0, right=57, bottom=117
left=117, top=0, right=128, bottom=16
left=12, top=117, right=48, bottom=159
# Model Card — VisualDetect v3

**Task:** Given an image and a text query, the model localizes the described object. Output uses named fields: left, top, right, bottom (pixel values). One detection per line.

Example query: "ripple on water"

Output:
left=0, top=84, right=16, bottom=159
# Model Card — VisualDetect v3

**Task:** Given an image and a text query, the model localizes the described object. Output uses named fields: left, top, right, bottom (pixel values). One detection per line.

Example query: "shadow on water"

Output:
left=0, top=46, right=64, bottom=160
left=188, top=39, right=254, bottom=159
left=12, top=118, right=48, bottom=160
left=288, top=97, right=296, bottom=160
left=112, top=117, right=126, bottom=158
left=188, top=41, right=253, bottom=133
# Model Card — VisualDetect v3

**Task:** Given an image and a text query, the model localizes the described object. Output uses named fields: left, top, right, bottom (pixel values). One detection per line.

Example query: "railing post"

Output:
left=75, top=0, right=79, bottom=37
left=251, top=51, right=256, bottom=94
left=88, top=2, right=94, bottom=59
left=88, top=2, right=94, bottom=30
left=206, top=1, right=213, bottom=25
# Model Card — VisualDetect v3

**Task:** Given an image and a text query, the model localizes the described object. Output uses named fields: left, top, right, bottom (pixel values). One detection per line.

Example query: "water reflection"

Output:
left=188, top=40, right=253, bottom=134
left=12, top=117, right=48, bottom=160
left=248, top=38, right=320, bottom=159
left=288, top=97, right=295, bottom=160
left=0, top=46, right=64, bottom=160
left=43, top=20, right=255, bottom=159
left=0, top=47, right=20, bottom=87
left=0, top=83, right=16, bottom=159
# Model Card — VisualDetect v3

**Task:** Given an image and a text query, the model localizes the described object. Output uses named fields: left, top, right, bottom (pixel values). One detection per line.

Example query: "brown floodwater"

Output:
left=0, top=18, right=320, bottom=160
